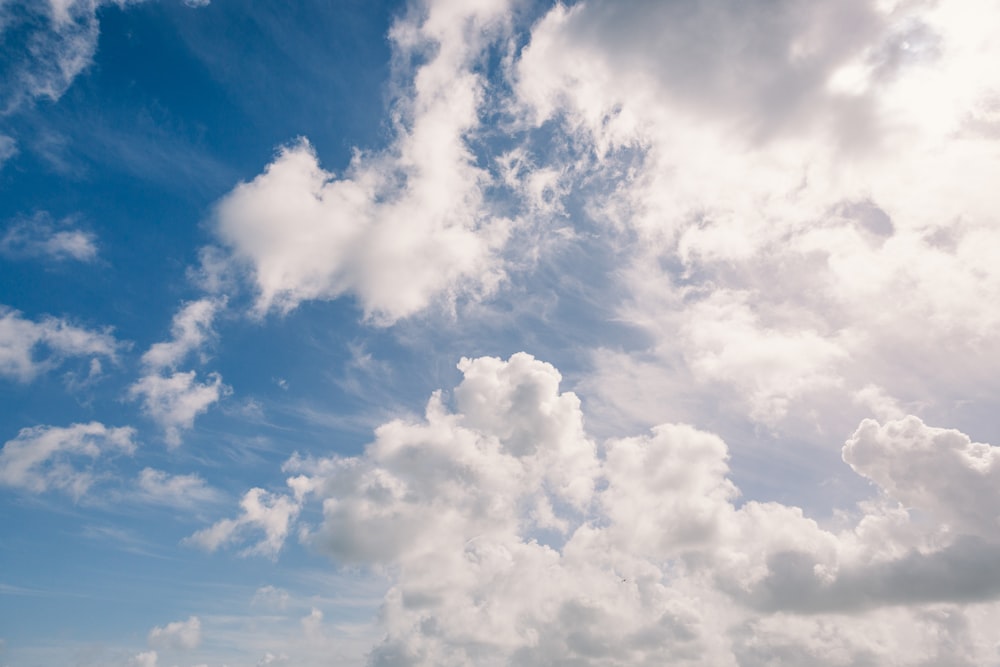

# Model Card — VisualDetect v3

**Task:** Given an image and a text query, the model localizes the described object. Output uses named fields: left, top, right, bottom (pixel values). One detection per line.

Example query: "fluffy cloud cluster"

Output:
left=0, top=422, right=136, bottom=499
left=211, top=0, right=514, bottom=323
left=0, top=306, right=120, bottom=382
left=198, top=354, right=1000, bottom=665
left=504, top=0, right=1000, bottom=433
left=129, top=298, right=229, bottom=446
left=186, top=487, right=300, bottom=559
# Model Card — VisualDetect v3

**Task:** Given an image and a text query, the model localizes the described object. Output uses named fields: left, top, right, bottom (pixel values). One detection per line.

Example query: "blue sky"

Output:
left=3, top=1, right=1000, bottom=665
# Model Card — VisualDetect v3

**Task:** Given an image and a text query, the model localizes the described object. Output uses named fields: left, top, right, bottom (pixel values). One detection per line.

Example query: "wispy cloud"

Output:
left=1, top=1, right=102, bottom=114
left=0, top=422, right=136, bottom=499
left=0, top=212, right=98, bottom=263
left=0, top=306, right=122, bottom=382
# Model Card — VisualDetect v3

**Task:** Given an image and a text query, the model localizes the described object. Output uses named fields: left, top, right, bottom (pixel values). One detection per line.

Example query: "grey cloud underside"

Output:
left=742, top=536, right=1000, bottom=613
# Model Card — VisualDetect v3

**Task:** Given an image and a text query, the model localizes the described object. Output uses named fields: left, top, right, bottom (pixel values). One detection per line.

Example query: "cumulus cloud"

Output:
left=211, top=0, right=513, bottom=323
left=140, top=298, right=223, bottom=371
left=0, top=212, right=98, bottom=262
left=0, top=422, right=136, bottom=499
left=195, top=354, right=1000, bottom=664
left=505, top=0, right=1000, bottom=434
left=130, top=298, right=229, bottom=446
left=844, top=416, right=1000, bottom=536
left=0, top=305, right=121, bottom=382
left=128, top=371, right=228, bottom=447
left=148, top=615, right=201, bottom=650
left=185, top=487, right=300, bottom=559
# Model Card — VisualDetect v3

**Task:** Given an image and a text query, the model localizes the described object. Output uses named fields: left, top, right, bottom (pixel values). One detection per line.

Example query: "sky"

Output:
left=2, top=0, right=1000, bottom=665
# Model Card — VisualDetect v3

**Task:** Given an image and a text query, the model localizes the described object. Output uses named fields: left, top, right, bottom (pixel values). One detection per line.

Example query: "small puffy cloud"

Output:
left=185, top=487, right=300, bottom=559
left=0, top=422, right=136, bottom=499
left=134, top=467, right=220, bottom=508
left=140, top=298, right=223, bottom=371
left=128, top=371, right=229, bottom=447
left=148, top=615, right=201, bottom=650
left=0, top=212, right=98, bottom=262
left=131, top=298, right=228, bottom=446
left=213, top=0, right=512, bottom=323
left=0, top=306, right=121, bottom=382
left=201, top=354, right=1000, bottom=664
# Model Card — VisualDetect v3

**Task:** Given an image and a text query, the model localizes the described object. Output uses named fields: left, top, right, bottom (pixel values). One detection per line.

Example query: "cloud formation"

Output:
left=130, top=298, right=229, bottom=446
left=128, top=650, right=158, bottom=667
left=844, top=416, right=1000, bottom=537
left=0, top=306, right=121, bottom=382
left=0, top=0, right=137, bottom=114
left=211, top=0, right=514, bottom=323
left=133, top=467, right=220, bottom=508
left=508, top=0, right=1000, bottom=435
left=0, top=213, right=98, bottom=262
left=129, top=370, right=228, bottom=448
left=148, top=615, right=201, bottom=650
left=0, top=421, right=136, bottom=499
left=196, top=354, right=1000, bottom=664
left=186, top=487, right=300, bottom=559
left=140, top=298, right=223, bottom=370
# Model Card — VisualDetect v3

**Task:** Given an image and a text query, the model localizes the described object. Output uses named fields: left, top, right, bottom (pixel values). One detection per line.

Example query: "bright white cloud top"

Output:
left=2, top=0, right=1000, bottom=665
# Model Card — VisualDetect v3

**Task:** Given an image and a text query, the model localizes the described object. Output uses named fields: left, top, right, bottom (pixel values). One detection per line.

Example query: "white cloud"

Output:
left=0, top=305, right=121, bottom=382
left=301, top=608, right=323, bottom=640
left=127, top=650, right=157, bottom=667
left=200, top=354, right=1000, bottom=665
left=185, top=487, right=300, bottom=559
left=251, top=585, right=290, bottom=610
left=844, top=416, right=1000, bottom=536
left=128, top=370, right=229, bottom=447
left=212, top=0, right=514, bottom=323
left=0, top=212, right=98, bottom=262
left=505, top=0, right=1000, bottom=435
left=0, top=0, right=135, bottom=114
left=133, top=467, right=221, bottom=508
left=140, top=298, right=223, bottom=371
left=148, top=615, right=201, bottom=650
left=256, top=652, right=288, bottom=666
left=0, top=134, right=16, bottom=166
left=0, top=422, right=136, bottom=499
left=130, top=298, right=229, bottom=447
